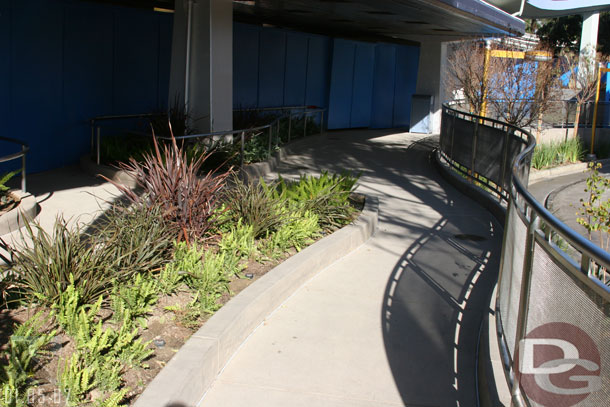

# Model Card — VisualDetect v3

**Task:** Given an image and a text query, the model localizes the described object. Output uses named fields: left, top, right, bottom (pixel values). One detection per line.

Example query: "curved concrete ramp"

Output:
left=200, top=130, right=503, bottom=407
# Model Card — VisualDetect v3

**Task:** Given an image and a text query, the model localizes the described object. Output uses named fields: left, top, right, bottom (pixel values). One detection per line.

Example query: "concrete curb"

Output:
left=0, top=191, right=39, bottom=236
left=133, top=195, right=379, bottom=407
left=79, top=155, right=138, bottom=189
left=478, top=285, right=511, bottom=407
left=529, top=158, right=610, bottom=185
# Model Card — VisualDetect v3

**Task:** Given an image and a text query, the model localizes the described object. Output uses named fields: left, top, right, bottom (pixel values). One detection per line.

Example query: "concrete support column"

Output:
left=579, top=12, right=600, bottom=68
left=169, top=0, right=233, bottom=133
left=415, top=40, right=446, bottom=134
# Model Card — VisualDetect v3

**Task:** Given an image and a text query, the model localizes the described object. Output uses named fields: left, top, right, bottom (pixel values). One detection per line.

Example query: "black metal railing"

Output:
left=0, top=136, right=29, bottom=192
left=89, top=106, right=325, bottom=167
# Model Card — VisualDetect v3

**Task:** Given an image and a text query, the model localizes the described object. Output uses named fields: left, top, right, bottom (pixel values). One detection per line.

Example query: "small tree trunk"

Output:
left=572, top=103, right=582, bottom=139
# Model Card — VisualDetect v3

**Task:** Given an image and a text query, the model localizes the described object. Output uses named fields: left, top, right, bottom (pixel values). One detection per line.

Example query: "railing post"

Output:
left=510, top=213, right=539, bottom=406
left=240, top=131, right=245, bottom=168
left=90, top=119, right=95, bottom=156
left=96, top=127, right=101, bottom=165
left=303, top=112, right=307, bottom=138
left=320, top=111, right=325, bottom=136
left=288, top=113, right=292, bottom=143
left=21, top=145, right=26, bottom=193
left=268, top=126, right=272, bottom=158
left=277, top=119, right=281, bottom=149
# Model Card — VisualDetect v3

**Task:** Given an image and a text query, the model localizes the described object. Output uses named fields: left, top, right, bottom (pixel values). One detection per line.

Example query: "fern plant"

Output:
left=219, top=219, right=257, bottom=259
left=0, top=313, right=55, bottom=407
left=274, top=171, right=359, bottom=230
left=58, top=351, right=98, bottom=406
left=263, top=211, right=320, bottom=257
left=111, top=274, right=160, bottom=329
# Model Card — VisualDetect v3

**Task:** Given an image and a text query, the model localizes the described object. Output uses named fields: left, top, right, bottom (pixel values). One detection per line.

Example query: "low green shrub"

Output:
left=275, top=171, right=360, bottom=230
left=532, top=137, right=585, bottom=169
left=218, top=219, right=257, bottom=259
left=222, top=176, right=286, bottom=238
left=262, top=211, right=321, bottom=258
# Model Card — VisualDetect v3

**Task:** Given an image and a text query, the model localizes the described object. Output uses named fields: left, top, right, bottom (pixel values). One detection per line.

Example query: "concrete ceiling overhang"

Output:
left=486, top=0, right=610, bottom=18
left=233, top=0, right=525, bottom=44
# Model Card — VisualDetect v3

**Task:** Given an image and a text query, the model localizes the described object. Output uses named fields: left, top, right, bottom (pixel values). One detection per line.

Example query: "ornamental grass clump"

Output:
left=103, top=127, right=231, bottom=243
left=0, top=218, right=117, bottom=306
left=222, top=176, right=287, bottom=238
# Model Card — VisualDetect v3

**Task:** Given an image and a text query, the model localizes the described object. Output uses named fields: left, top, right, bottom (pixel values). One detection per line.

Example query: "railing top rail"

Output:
left=91, top=113, right=159, bottom=123
left=443, top=102, right=610, bottom=293
left=91, top=107, right=326, bottom=141
left=0, top=136, right=29, bottom=164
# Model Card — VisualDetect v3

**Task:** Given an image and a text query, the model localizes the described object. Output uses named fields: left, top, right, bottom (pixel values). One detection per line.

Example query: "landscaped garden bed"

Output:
left=0, top=134, right=361, bottom=407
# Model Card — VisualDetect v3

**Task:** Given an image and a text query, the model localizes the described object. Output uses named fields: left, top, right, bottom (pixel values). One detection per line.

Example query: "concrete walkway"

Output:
left=1, top=165, right=121, bottom=249
left=201, top=130, right=503, bottom=407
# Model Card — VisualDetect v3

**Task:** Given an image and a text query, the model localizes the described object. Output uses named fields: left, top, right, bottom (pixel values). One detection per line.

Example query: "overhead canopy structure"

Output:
left=233, top=0, right=525, bottom=43
left=486, top=0, right=610, bottom=18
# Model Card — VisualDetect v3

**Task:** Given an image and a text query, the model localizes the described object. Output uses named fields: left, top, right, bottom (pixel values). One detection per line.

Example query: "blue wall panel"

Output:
left=0, top=2, right=10, bottom=145
left=283, top=33, right=308, bottom=106
left=305, top=35, right=331, bottom=109
left=113, top=10, right=160, bottom=114
left=63, top=3, right=114, bottom=163
left=0, top=0, right=172, bottom=173
left=258, top=29, right=286, bottom=107
left=350, top=43, right=375, bottom=128
left=11, top=0, right=64, bottom=170
left=393, top=45, right=420, bottom=128
left=328, top=39, right=356, bottom=129
left=233, top=23, right=260, bottom=107
left=370, top=44, right=397, bottom=129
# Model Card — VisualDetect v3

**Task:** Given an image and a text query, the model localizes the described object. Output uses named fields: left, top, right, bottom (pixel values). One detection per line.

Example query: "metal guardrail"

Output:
left=90, top=106, right=325, bottom=167
left=440, top=103, right=610, bottom=406
left=0, top=136, right=28, bottom=192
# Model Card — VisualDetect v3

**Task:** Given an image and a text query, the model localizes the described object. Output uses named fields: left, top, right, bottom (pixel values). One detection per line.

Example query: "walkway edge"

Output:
left=0, top=191, right=38, bottom=236
left=133, top=195, right=379, bottom=407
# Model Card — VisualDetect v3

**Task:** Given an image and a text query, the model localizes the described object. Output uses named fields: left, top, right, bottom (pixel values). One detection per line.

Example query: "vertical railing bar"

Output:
left=240, top=131, right=245, bottom=169
left=510, top=214, right=539, bottom=406
left=303, top=112, right=307, bottom=138
left=268, top=125, right=272, bottom=158
left=96, top=127, right=101, bottom=165
left=288, top=112, right=292, bottom=143
left=21, top=146, right=26, bottom=193
left=320, top=110, right=325, bottom=136
left=90, top=119, right=95, bottom=156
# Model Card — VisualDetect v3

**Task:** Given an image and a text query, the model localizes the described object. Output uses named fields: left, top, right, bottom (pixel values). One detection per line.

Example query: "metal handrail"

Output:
left=89, top=107, right=326, bottom=166
left=0, top=136, right=28, bottom=192
left=440, top=102, right=610, bottom=406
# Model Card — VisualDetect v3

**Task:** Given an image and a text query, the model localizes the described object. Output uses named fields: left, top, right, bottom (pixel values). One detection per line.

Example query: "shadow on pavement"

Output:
left=381, top=210, right=502, bottom=406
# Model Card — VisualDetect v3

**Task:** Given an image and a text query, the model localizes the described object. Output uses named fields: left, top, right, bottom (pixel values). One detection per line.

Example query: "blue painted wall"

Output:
left=327, top=38, right=419, bottom=129
left=233, top=23, right=332, bottom=111
left=234, top=23, right=420, bottom=130
left=0, top=0, right=172, bottom=173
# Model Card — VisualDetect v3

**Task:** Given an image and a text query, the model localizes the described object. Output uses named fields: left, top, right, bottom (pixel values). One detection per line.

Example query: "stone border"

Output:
left=0, top=191, right=39, bottom=236
left=133, top=195, right=378, bottom=407
left=529, top=158, right=610, bottom=185
left=79, top=155, right=138, bottom=189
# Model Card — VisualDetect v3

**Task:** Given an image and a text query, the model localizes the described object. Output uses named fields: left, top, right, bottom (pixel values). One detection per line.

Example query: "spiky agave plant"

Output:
left=103, top=124, right=232, bottom=243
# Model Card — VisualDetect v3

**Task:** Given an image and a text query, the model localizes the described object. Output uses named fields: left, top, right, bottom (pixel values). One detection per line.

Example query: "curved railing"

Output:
left=439, top=103, right=610, bottom=406
left=90, top=106, right=325, bottom=167
left=0, top=136, right=29, bottom=192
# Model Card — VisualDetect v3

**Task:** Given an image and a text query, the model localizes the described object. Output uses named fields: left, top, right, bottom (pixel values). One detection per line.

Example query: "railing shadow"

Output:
left=381, top=214, right=502, bottom=406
